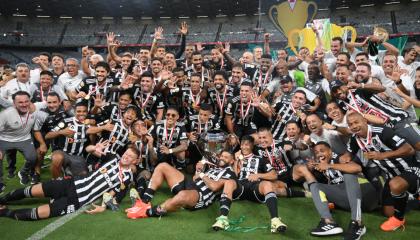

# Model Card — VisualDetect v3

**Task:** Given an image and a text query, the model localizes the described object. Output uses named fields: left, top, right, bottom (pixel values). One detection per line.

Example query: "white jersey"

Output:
left=0, top=107, right=42, bottom=142
left=1, top=79, right=31, bottom=103
left=57, top=71, right=85, bottom=92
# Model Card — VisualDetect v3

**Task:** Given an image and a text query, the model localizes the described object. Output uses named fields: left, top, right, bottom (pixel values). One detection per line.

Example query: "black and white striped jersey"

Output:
left=52, top=117, right=90, bottom=155
left=30, top=84, right=67, bottom=103
left=237, top=154, right=273, bottom=181
left=131, top=88, right=165, bottom=121
left=99, top=119, right=131, bottom=156
left=150, top=120, right=188, bottom=148
left=347, top=125, right=416, bottom=179
left=346, top=89, right=408, bottom=126
left=76, top=77, right=119, bottom=110
left=271, top=101, right=301, bottom=141
left=74, top=157, right=133, bottom=206
left=208, top=86, right=235, bottom=117
left=100, top=103, right=125, bottom=122
left=193, top=166, right=236, bottom=209
left=185, top=67, right=211, bottom=85
left=255, top=140, right=291, bottom=176
left=168, top=87, right=208, bottom=119
left=315, top=153, right=344, bottom=185
left=187, top=115, right=220, bottom=134
left=225, top=96, right=257, bottom=128
left=134, top=139, right=153, bottom=171
left=244, top=65, right=273, bottom=94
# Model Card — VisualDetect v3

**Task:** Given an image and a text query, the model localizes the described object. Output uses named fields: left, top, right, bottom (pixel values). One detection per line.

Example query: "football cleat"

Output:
left=126, top=199, right=151, bottom=219
left=380, top=216, right=405, bottom=232
left=271, top=217, right=287, bottom=233
left=212, top=215, right=229, bottom=231
left=129, top=188, right=141, bottom=206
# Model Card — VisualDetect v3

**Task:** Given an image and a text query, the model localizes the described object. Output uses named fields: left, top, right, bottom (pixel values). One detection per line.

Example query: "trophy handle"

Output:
left=343, top=26, right=357, bottom=43
left=288, top=29, right=301, bottom=55
left=269, top=5, right=285, bottom=35
left=307, top=1, right=318, bottom=22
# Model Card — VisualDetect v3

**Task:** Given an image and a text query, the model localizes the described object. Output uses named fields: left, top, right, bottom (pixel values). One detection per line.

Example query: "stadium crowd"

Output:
left=0, top=21, right=419, bottom=240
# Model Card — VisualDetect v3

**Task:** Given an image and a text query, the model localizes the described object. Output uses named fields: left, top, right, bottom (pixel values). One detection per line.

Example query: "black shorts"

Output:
left=277, top=170, right=294, bottom=185
left=170, top=176, right=197, bottom=195
left=233, top=180, right=265, bottom=203
left=401, top=167, right=420, bottom=194
left=235, top=125, right=257, bottom=139
left=42, top=179, right=80, bottom=217
left=382, top=168, right=420, bottom=206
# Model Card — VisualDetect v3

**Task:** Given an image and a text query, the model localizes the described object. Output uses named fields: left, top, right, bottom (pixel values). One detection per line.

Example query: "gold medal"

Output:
left=84, top=94, right=90, bottom=100
left=141, top=108, right=145, bottom=115
left=100, top=167, right=107, bottom=174
left=58, top=122, right=65, bottom=129
left=120, top=183, right=126, bottom=190
left=84, top=119, right=90, bottom=125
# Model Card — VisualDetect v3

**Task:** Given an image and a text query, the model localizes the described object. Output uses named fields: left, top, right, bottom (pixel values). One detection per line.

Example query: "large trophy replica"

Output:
left=368, top=27, right=389, bottom=62
left=268, top=0, right=318, bottom=39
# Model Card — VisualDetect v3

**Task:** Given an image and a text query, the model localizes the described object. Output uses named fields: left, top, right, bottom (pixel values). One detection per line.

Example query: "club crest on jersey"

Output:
left=58, top=122, right=65, bottom=129
left=372, top=138, right=380, bottom=149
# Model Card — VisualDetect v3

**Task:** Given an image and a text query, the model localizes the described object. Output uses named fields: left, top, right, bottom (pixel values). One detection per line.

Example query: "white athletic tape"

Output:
left=26, top=206, right=86, bottom=240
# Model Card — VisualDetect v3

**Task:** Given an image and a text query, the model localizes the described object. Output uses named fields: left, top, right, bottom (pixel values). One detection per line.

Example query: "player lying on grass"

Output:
left=125, top=150, right=236, bottom=218
left=211, top=135, right=287, bottom=234
left=0, top=142, right=139, bottom=220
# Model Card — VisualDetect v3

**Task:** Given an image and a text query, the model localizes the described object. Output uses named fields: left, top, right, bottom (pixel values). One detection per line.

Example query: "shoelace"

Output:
left=225, top=216, right=269, bottom=233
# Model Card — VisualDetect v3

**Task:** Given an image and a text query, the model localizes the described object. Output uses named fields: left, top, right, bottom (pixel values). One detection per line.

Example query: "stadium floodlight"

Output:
left=37, top=15, right=50, bottom=18
left=360, top=4, right=375, bottom=7
left=385, top=1, right=400, bottom=4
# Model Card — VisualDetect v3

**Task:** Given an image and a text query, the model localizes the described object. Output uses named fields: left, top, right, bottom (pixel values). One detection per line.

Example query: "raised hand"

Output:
left=106, top=32, right=116, bottom=45
left=196, top=42, right=204, bottom=52
left=82, top=46, right=89, bottom=57
left=93, top=94, right=105, bottom=108
left=179, top=21, right=188, bottom=35
left=386, top=65, right=404, bottom=83
left=224, top=42, right=231, bottom=52
left=264, top=33, right=270, bottom=41
left=154, top=26, right=164, bottom=40
left=95, top=139, right=110, bottom=156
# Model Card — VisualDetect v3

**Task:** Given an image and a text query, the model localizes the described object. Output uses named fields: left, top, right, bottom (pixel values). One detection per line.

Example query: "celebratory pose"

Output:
left=0, top=147, right=139, bottom=220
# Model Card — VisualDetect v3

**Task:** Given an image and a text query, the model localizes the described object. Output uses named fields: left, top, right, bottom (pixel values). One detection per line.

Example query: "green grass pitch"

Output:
left=1, top=154, right=419, bottom=240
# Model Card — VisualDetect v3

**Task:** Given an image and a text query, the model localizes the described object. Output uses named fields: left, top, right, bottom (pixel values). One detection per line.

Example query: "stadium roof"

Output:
left=0, top=0, right=415, bottom=19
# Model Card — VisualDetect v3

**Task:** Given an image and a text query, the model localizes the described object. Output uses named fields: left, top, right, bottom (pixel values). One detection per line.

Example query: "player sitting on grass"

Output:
left=211, top=135, right=287, bottom=234
left=125, top=150, right=236, bottom=218
left=0, top=143, right=139, bottom=220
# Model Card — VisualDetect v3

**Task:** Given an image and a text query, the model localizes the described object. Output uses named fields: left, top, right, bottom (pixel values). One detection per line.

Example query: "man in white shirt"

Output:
left=29, top=52, right=51, bottom=85
left=57, top=58, right=86, bottom=98
left=1, top=63, right=32, bottom=103
left=398, top=47, right=419, bottom=81
left=0, top=91, right=45, bottom=189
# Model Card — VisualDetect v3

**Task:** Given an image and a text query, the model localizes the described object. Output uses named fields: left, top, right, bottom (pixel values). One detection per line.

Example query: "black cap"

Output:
left=279, top=75, right=293, bottom=84
left=330, top=80, right=344, bottom=93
